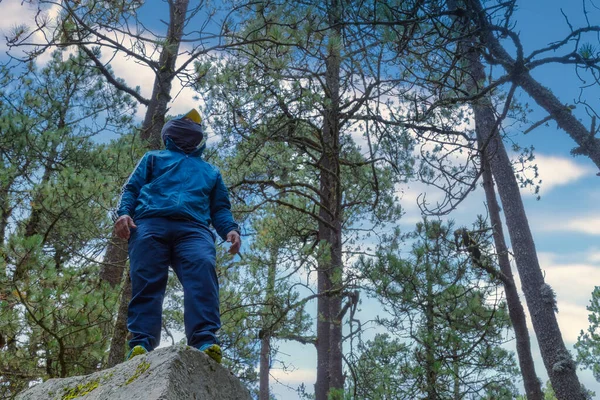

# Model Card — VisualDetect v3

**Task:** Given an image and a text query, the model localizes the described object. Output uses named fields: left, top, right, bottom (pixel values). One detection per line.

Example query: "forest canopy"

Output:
left=0, top=1, right=599, bottom=399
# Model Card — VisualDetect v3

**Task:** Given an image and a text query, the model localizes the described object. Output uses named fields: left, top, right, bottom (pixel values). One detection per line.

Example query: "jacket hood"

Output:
left=161, top=118, right=205, bottom=154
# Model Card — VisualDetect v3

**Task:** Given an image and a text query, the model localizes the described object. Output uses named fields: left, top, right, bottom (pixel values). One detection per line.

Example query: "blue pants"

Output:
left=127, top=217, right=219, bottom=351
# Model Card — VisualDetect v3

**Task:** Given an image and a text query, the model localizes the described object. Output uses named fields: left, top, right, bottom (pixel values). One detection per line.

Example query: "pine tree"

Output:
left=355, top=219, right=519, bottom=399
left=0, top=49, right=136, bottom=398
left=198, top=2, right=415, bottom=396
left=576, top=287, right=600, bottom=383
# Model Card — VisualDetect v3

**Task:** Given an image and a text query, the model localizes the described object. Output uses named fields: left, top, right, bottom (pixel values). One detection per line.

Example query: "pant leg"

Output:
left=127, top=217, right=171, bottom=351
left=170, top=222, right=219, bottom=348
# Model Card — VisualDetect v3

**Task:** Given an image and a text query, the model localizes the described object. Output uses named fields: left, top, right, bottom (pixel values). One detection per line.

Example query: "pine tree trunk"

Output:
left=453, top=348, right=460, bottom=399
left=106, top=275, right=131, bottom=368
left=139, top=0, right=191, bottom=150
left=467, top=0, right=600, bottom=170
left=315, top=1, right=344, bottom=399
left=103, top=0, right=190, bottom=364
left=462, top=36, right=585, bottom=400
left=315, top=254, right=331, bottom=400
left=99, top=234, right=128, bottom=287
left=259, top=250, right=277, bottom=400
left=259, top=333, right=271, bottom=400
left=480, top=156, right=543, bottom=400
left=425, top=251, right=437, bottom=400
left=16, top=144, right=58, bottom=279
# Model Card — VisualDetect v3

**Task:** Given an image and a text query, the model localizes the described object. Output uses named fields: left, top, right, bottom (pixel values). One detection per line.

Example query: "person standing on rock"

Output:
left=114, top=109, right=241, bottom=363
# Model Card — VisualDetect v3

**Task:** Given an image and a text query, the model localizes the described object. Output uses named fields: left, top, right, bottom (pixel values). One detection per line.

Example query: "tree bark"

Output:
left=139, top=0, right=190, bottom=150
left=259, top=332, right=271, bottom=400
left=425, top=251, right=437, bottom=400
left=480, top=156, right=543, bottom=400
left=98, top=234, right=128, bottom=287
left=315, top=2, right=344, bottom=398
left=106, top=275, right=132, bottom=368
left=16, top=143, right=59, bottom=279
left=448, top=4, right=544, bottom=395
left=452, top=347, right=460, bottom=400
left=103, top=0, right=190, bottom=365
left=466, top=0, right=600, bottom=171
left=259, top=249, right=277, bottom=400
left=462, top=29, right=585, bottom=400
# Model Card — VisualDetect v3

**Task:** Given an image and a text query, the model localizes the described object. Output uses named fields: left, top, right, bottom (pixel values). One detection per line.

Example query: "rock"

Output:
left=16, top=344, right=252, bottom=400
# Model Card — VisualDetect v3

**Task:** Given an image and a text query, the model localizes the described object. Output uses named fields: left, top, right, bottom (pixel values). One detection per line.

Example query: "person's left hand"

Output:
left=226, top=230, right=241, bottom=255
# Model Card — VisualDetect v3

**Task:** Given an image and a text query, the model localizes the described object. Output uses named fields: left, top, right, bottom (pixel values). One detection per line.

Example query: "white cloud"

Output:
left=101, top=42, right=204, bottom=121
left=0, top=0, right=63, bottom=64
left=586, top=250, right=600, bottom=263
left=397, top=182, right=447, bottom=220
left=0, top=1, right=38, bottom=54
left=543, top=264, right=600, bottom=307
left=0, top=0, right=34, bottom=31
left=270, top=366, right=316, bottom=399
left=520, top=154, right=594, bottom=194
left=563, top=217, right=600, bottom=236
left=540, top=215, right=600, bottom=236
left=1, top=1, right=204, bottom=125
left=270, top=367, right=316, bottom=385
left=555, top=302, right=590, bottom=344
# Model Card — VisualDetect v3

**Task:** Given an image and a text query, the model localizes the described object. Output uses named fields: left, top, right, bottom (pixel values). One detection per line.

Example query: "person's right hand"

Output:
left=115, top=215, right=137, bottom=240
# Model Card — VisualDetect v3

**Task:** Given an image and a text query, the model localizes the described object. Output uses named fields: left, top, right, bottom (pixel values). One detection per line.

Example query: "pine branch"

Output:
left=80, top=45, right=150, bottom=106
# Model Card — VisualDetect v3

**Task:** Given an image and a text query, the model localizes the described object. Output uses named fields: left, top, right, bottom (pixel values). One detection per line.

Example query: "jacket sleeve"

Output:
left=210, top=171, right=240, bottom=241
left=116, top=154, right=151, bottom=219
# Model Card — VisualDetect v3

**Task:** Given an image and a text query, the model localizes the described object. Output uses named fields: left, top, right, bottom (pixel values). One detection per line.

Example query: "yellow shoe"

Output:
left=125, top=345, right=148, bottom=361
left=199, top=343, right=222, bottom=363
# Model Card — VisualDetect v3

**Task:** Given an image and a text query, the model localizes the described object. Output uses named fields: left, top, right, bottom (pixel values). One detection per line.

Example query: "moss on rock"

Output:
left=61, top=380, right=99, bottom=399
left=124, top=361, right=151, bottom=385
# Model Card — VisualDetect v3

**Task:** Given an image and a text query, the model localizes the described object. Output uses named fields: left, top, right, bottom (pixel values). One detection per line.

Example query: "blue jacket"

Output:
left=117, top=138, right=239, bottom=241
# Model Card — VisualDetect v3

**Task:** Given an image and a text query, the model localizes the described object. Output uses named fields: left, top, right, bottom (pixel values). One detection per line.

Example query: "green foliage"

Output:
left=579, top=43, right=596, bottom=60
left=0, top=48, right=137, bottom=398
left=537, top=380, right=558, bottom=400
left=352, top=219, right=519, bottom=399
left=576, top=286, right=600, bottom=382
left=199, top=0, right=414, bottom=231
left=4, top=1, right=589, bottom=399
left=349, top=333, right=412, bottom=399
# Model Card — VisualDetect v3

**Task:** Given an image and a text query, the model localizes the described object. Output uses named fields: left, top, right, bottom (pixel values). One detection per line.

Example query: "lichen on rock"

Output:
left=16, top=344, right=252, bottom=400
left=125, top=361, right=151, bottom=385
left=61, top=380, right=99, bottom=400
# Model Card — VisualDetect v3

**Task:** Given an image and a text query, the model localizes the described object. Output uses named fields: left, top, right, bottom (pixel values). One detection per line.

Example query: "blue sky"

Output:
left=1, top=0, right=599, bottom=398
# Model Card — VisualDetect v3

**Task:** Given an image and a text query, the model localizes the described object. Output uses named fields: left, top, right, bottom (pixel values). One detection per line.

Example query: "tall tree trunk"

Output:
left=424, top=251, right=437, bottom=400
left=452, top=347, right=460, bottom=400
left=103, top=0, right=191, bottom=367
left=15, top=142, right=59, bottom=279
left=315, top=1, right=344, bottom=399
left=480, top=156, right=543, bottom=400
left=466, top=0, right=600, bottom=171
left=98, top=235, right=128, bottom=286
left=139, top=0, right=191, bottom=150
left=259, top=249, right=277, bottom=400
left=0, top=174, right=16, bottom=266
left=259, top=332, right=271, bottom=400
left=106, top=275, right=132, bottom=367
left=461, top=27, right=585, bottom=399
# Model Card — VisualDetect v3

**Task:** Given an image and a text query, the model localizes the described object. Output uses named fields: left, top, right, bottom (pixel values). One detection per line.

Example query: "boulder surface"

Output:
left=16, top=345, right=252, bottom=400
